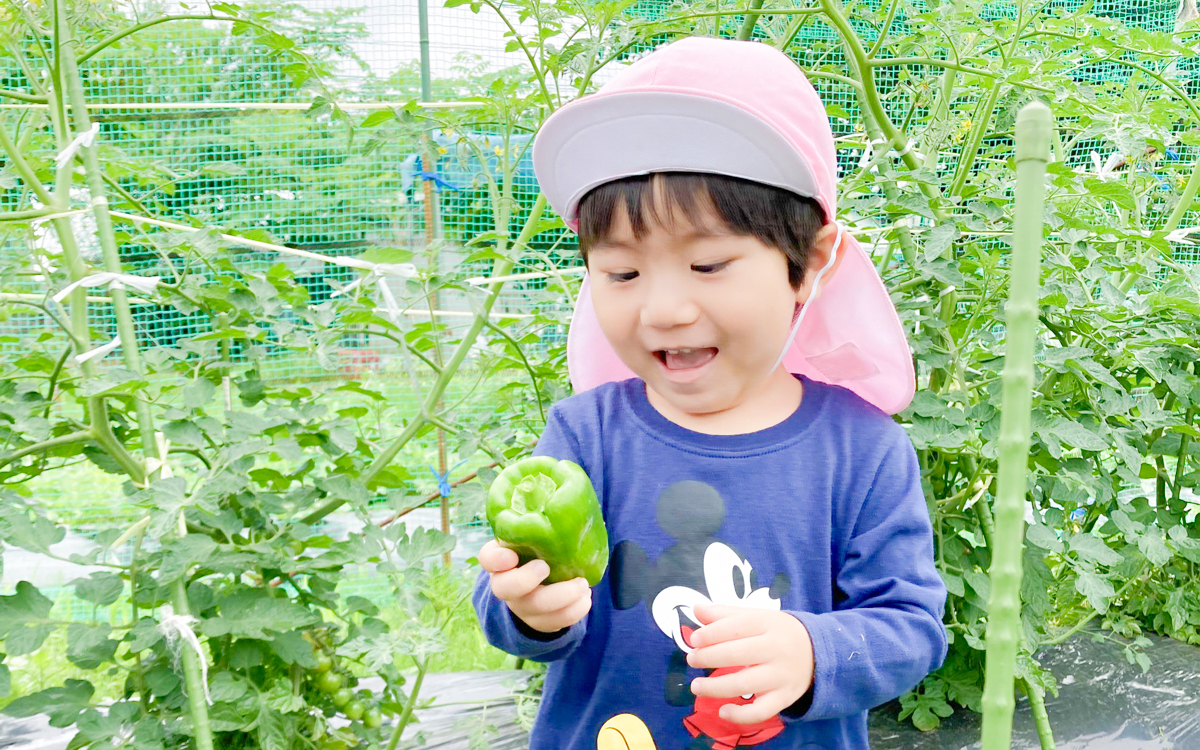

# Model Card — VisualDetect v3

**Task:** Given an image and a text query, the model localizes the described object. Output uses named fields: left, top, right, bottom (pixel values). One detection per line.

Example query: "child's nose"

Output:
left=639, top=289, right=701, bottom=329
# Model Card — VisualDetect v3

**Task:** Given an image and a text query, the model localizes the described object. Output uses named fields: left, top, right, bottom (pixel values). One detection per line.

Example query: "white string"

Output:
left=75, top=335, right=121, bottom=364
left=1165, top=226, right=1200, bottom=245
left=55, top=123, right=101, bottom=169
left=143, top=432, right=173, bottom=480
left=330, top=258, right=418, bottom=325
left=159, top=613, right=212, bottom=705
left=769, top=222, right=845, bottom=374
left=52, top=272, right=161, bottom=304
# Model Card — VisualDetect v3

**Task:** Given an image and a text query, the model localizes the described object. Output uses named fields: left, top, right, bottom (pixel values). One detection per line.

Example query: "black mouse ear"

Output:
left=610, top=541, right=650, bottom=610
left=770, top=571, right=791, bottom=602
left=656, top=481, right=725, bottom=540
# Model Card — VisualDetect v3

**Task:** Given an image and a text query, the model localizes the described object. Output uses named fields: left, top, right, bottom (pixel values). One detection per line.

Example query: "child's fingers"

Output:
left=689, top=609, right=765, bottom=648
left=716, top=688, right=791, bottom=726
left=489, top=558, right=551, bottom=601
left=517, top=577, right=591, bottom=615
left=689, top=663, right=774, bottom=702
left=520, top=586, right=592, bottom=632
left=686, top=633, right=769, bottom=670
left=477, top=540, right=520, bottom=574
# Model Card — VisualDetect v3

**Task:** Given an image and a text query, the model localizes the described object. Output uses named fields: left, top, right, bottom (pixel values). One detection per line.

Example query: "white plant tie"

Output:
left=857, top=138, right=917, bottom=169
left=143, top=432, right=174, bottom=480
left=75, top=335, right=121, bottom=364
left=53, top=272, right=161, bottom=304
left=330, top=257, right=418, bottom=325
left=769, top=222, right=845, bottom=374
left=55, top=123, right=101, bottom=169
left=159, top=613, right=212, bottom=705
left=1166, top=226, right=1200, bottom=245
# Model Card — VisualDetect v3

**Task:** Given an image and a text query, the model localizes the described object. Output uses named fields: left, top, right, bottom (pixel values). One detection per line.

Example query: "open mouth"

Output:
left=676, top=606, right=703, bottom=648
left=654, top=347, right=718, bottom=371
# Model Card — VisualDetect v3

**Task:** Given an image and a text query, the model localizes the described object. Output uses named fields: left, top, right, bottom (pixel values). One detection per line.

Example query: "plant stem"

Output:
left=0, top=118, right=55, bottom=205
left=170, top=578, right=214, bottom=750
left=980, top=101, right=1052, bottom=750
left=385, top=657, right=429, bottom=750
left=58, top=2, right=160, bottom=469
left=0, top=429, right=93, bottom=470
left=1118, top=150, right=1200, bottom=292
left=1040, top=572, right=1142, bottom=647
left=736, top=0, right=766, bottom=40
left=1019, top=677, right=1057, bottom=750
left=302, top=193, right=548, bottom=525
left=485, top=319, right=546, bottom=423
left=948, top=82, right=1003, bottom=200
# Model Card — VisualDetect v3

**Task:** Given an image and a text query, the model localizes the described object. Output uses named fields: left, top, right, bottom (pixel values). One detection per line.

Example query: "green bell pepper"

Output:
left=486, top=455, right=609, bottom=586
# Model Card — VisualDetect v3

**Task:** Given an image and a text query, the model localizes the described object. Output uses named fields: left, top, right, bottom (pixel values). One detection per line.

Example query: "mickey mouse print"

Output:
left=601, top=481, right=792, bottom=750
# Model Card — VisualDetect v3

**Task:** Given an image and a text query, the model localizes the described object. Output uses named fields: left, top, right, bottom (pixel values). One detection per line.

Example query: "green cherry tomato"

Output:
left=344, top=700, right=365, bottom=721
left=317, top=670, right=342, bottom=694
left=363, top=707, right=383, bottom=730
left=289, top=539, right=306, bottom=555
left=313, top=654, right=334, bottom=674
left=332, top=687, right=353, bottom=708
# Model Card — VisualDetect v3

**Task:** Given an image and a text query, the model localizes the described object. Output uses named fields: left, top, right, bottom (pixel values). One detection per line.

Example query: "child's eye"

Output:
left=606, top=270, right=639, bottom=283
left=692, top=261, right=730, bottom=274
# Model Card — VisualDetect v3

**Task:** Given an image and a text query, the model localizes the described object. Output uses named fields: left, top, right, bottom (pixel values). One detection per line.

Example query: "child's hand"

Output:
left=685, top=603, right=816, bottom=724
left=478, top=539, right=593, bottom=634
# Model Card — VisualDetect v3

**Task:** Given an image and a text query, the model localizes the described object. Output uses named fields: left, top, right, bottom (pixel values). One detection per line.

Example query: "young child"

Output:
left=473, top=36, right=947, bottom=750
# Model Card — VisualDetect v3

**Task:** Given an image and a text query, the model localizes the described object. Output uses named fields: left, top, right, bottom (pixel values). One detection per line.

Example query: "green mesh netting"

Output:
left=2, top=0, right=1198, bottom=562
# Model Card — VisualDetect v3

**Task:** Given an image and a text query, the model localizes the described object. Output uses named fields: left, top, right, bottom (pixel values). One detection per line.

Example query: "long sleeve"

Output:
left=786, top=428, right=948, bottom=721
left=471, top=405, right=589, bottom=662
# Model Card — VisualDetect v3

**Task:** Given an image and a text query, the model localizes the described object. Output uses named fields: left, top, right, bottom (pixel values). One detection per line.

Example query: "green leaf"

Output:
left=963, top=569, right=991, bottom=608
left=163, top=420, right=205, bottom=448
left=1082, top=178, right=1135, bottom=210
left=264, top=679, right=306, bottom=713
left=270, top=630, right=319, bottom=668
left=1137, top=528, right=1171, bottom=566
left=924, top=223, right=960, bottom=262
left=256, top=700, right=288, bottom=750
left=0, top=506, right=66, bottom=553
left=210, top=672, right=250, bottom=703
left=1075, top=570, right=1115, bottom=613
left=941, top=571, right=965, bottom=597
left=0, top=581, right=56, bottom=655
left=126, top=617, right=164, bottom=653
left=183, top=378, right=217, bottom=409
left=158, top=535, right=219, bottom=582
left=396, top=525, right=456, bottom=566
left=1044, top=419, right=1108, bottom=452
left=201, top=589, right=319, bottom=639
left=361, top=109, right=396, bottom=128
left=3, top=679, right=94, bottom=727
left=1025, top=523, right=1064, bottom=553
left=73, top=573, right=125, bottom=607
left=0, top=664, right=10, bottom=698
left=66, top=623, right=117, bottom=669
left=1069, top=534, right=1124, bottom=566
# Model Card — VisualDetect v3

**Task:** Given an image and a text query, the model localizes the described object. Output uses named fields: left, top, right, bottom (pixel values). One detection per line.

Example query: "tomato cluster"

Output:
left=307, top=641, right=384, bottom=731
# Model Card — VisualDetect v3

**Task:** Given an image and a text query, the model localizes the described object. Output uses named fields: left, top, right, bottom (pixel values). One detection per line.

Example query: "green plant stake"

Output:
left=980, top=101, right=1054, bottom=750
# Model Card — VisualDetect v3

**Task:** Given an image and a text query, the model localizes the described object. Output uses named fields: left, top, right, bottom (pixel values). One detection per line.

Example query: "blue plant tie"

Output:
left=413, top=156, right=464, bottom=192
left=429, top=459, right=469, bottom=498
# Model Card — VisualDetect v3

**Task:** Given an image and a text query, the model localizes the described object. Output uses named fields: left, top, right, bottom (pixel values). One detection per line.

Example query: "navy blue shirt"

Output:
left=473, top=376, right=948, bottom=749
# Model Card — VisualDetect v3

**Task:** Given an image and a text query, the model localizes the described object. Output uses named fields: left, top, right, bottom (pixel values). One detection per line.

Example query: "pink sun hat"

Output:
left=531, top=36, right=915, bottom=415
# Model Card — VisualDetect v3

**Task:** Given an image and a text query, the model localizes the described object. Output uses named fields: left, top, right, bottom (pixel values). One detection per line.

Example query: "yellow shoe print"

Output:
left=597, top=713, right=657, bottom=750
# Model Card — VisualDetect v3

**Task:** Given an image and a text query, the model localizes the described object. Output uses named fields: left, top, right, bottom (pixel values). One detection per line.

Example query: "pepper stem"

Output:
left=512, top=473, right=558, bottom=513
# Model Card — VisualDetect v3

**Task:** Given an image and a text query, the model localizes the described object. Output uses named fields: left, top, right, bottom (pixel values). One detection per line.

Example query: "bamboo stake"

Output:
left=980, top=101, right=1053, bottom=750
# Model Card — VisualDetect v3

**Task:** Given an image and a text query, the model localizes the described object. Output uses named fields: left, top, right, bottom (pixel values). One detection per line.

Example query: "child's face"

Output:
left=586, top=198, right=833, bottom=421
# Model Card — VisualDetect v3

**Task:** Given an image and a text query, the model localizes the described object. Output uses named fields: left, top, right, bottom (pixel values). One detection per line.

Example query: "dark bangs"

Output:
left=576, top=172, right=826, bottom=289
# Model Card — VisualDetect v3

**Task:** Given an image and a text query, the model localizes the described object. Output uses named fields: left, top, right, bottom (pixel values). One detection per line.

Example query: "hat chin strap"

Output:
left=768, top=221, right=845, bottom=375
